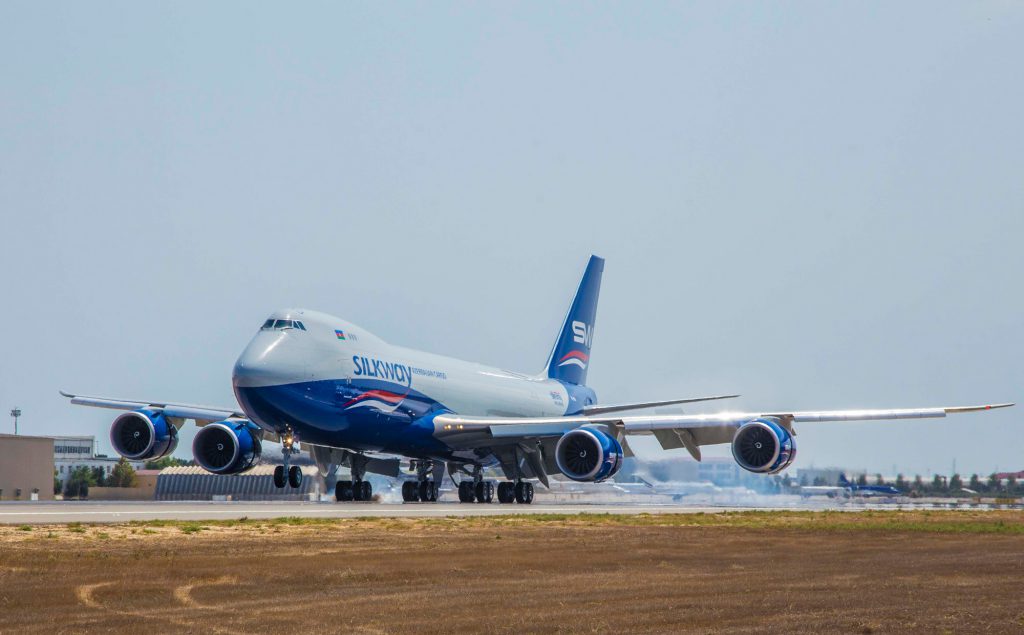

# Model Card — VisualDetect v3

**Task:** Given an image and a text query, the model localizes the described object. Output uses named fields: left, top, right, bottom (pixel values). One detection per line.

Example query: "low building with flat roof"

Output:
left=52, top=435, right=144, bottom=486
left=0, top=434, right=55, bottom=501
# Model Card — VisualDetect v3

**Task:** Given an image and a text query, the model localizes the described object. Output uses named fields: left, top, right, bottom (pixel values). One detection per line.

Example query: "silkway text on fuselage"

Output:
left=352, top=356, right=413, bottom=387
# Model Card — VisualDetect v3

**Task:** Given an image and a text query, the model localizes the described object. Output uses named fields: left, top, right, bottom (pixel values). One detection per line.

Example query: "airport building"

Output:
left=0, top=434, right=55, bottom=500
left=53, top=436, right=145, bottom=486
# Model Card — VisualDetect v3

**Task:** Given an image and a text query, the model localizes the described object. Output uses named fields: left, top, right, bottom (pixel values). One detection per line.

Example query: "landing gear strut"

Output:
left=456, top=464, right=496, bottom=504
left=495, top=447, right=535, bottom=504
left=335, top=453, right=373, bottom=502
left=274, top=429, right=302, bottom=489
left=402, top=460, right=440, bottom=502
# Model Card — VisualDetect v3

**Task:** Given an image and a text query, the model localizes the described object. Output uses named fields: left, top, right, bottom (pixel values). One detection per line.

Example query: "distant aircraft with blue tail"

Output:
left=838, top=474, right=904, bottom=497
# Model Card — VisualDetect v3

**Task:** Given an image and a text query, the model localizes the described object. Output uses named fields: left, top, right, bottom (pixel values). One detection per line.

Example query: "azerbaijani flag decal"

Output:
left=335, top=330, right=346, bottom=340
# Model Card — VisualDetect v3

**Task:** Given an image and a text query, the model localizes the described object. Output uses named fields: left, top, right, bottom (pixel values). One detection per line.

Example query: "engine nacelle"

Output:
left=731, top=418, right=796, bottom=474
left=109, top=409, right=179, bottom=461
left=192, top=421, right=262, bottom=474
left=555, top=426, right=624, bottom=482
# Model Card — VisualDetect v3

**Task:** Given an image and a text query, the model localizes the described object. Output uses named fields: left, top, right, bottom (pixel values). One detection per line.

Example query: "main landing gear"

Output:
left=402, top=460, right=441, bottom=502
left=335, top=452, right=373, bottom=502
left=273, top=429, right=303, bottom=489
left=455, top=465, right=533, bottom=504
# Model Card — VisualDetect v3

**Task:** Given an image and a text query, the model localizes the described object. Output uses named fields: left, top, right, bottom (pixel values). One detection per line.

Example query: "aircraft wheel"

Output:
left=497, top=482, right=516, bottom=504
left=475, top=481, right=494, bottom=503
left=401, top=481, right=419, bottom=502
left=336, top=480, right=354, bottom=502
left=515, top=481, right=534, bottom=504
left=360, top=480, right=373, bottom=501
left=418, top=480, right=439, bottom=502
left=273, top=466, right=286, bottom=489
left=288, top=465, right=303, bottom=489
left=458, top=481, right=475, bottom=503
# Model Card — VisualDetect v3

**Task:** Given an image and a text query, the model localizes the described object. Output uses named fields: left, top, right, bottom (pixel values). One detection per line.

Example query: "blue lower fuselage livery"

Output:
left=63, top=256, right=1013, bottom=504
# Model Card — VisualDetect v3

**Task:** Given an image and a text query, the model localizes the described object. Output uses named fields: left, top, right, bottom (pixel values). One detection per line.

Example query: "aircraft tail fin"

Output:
left=838, top=473, right=851, bottom=486
left=544, top=255, right=604, bottom=386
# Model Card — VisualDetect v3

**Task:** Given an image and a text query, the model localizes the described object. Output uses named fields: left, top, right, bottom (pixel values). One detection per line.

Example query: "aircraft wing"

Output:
left=59, top=390, right=247, bottom=426
left=581, top=394, right=739, bottom=416
left=433, top=402, right=1014, bottom=463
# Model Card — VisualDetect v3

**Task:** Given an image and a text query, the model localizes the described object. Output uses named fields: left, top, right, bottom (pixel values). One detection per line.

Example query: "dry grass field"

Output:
left=1, top=511, right=1022, bottom=634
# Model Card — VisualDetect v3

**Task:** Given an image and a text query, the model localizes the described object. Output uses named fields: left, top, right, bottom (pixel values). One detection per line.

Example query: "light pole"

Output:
left=10, top=408, right=20, bottom=435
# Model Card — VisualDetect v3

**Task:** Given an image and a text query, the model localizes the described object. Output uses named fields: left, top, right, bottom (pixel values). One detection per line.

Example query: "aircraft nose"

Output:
left=232, top=333, right=302, bottom=388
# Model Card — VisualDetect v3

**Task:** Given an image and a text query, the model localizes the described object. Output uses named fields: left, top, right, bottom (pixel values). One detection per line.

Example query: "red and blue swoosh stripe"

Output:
left=342, top=390, right=408, bottom=413
left=557, top=350, right=589, bottom=369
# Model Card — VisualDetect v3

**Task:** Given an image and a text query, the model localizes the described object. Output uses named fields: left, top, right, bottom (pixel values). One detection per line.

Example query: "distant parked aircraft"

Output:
left=838, top=474, right=904, bottom=497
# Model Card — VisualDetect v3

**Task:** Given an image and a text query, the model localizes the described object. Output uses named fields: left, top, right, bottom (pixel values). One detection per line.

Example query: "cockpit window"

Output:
left=261, top=319, right=306, bottom=331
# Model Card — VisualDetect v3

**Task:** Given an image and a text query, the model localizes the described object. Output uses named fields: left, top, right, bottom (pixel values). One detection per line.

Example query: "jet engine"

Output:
left=555, top=426, right=623, bottom=482
left=192, top=421, right=262, bottom=475
left=109, top=409, right=179, bottom=461
left=731, top=418, right=796, bottom=474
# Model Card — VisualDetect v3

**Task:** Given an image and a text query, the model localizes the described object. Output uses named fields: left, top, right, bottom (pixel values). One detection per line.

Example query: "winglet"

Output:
left=59, top=390, right=75, bottom=399
left=944, top=403, right=1014, bottom=414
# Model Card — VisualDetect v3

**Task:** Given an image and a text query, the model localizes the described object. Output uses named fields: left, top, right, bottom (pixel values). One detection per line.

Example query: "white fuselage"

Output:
left=231, top=309, right=593, bottom=455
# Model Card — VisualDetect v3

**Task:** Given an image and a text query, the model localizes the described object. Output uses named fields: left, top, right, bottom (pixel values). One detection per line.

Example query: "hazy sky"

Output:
left=1, top=3, right=1020, bottom=476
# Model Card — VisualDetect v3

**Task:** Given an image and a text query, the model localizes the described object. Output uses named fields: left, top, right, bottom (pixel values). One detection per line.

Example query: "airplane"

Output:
left=62, top=255, right=1013, bottom=505
left=837, top=473, right=904, bottom=497
left=799, top=485, right=850, bottom=499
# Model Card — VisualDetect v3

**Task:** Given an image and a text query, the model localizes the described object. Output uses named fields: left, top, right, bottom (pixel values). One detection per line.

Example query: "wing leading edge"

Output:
left=434, top=402, right=1015, bottom=440
left=59, top=390, right=246, bottom=425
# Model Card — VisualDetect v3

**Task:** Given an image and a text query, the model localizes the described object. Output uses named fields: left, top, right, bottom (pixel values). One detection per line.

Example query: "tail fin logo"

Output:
left=558, top=350, right=589, bottom=369
left=572, top=321, right=594, bottom=347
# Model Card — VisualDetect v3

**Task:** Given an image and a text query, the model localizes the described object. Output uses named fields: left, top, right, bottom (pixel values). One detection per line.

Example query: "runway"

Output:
left=0, top=501, right=790, bottom=524
left=0, top=498, right=1004, bottom=524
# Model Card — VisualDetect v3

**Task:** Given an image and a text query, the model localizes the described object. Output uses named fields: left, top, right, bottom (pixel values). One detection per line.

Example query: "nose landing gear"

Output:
left=273, top=429, right=303, bottom=489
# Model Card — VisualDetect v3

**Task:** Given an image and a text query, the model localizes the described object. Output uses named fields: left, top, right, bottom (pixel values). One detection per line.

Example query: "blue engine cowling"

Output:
left=555, top=426, right=624, bottom=482
left=731, top=418, right=797, bottom=474
left=109, top=409, right=179, bottom=461
left=192, top=421, right=262, bottom=474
